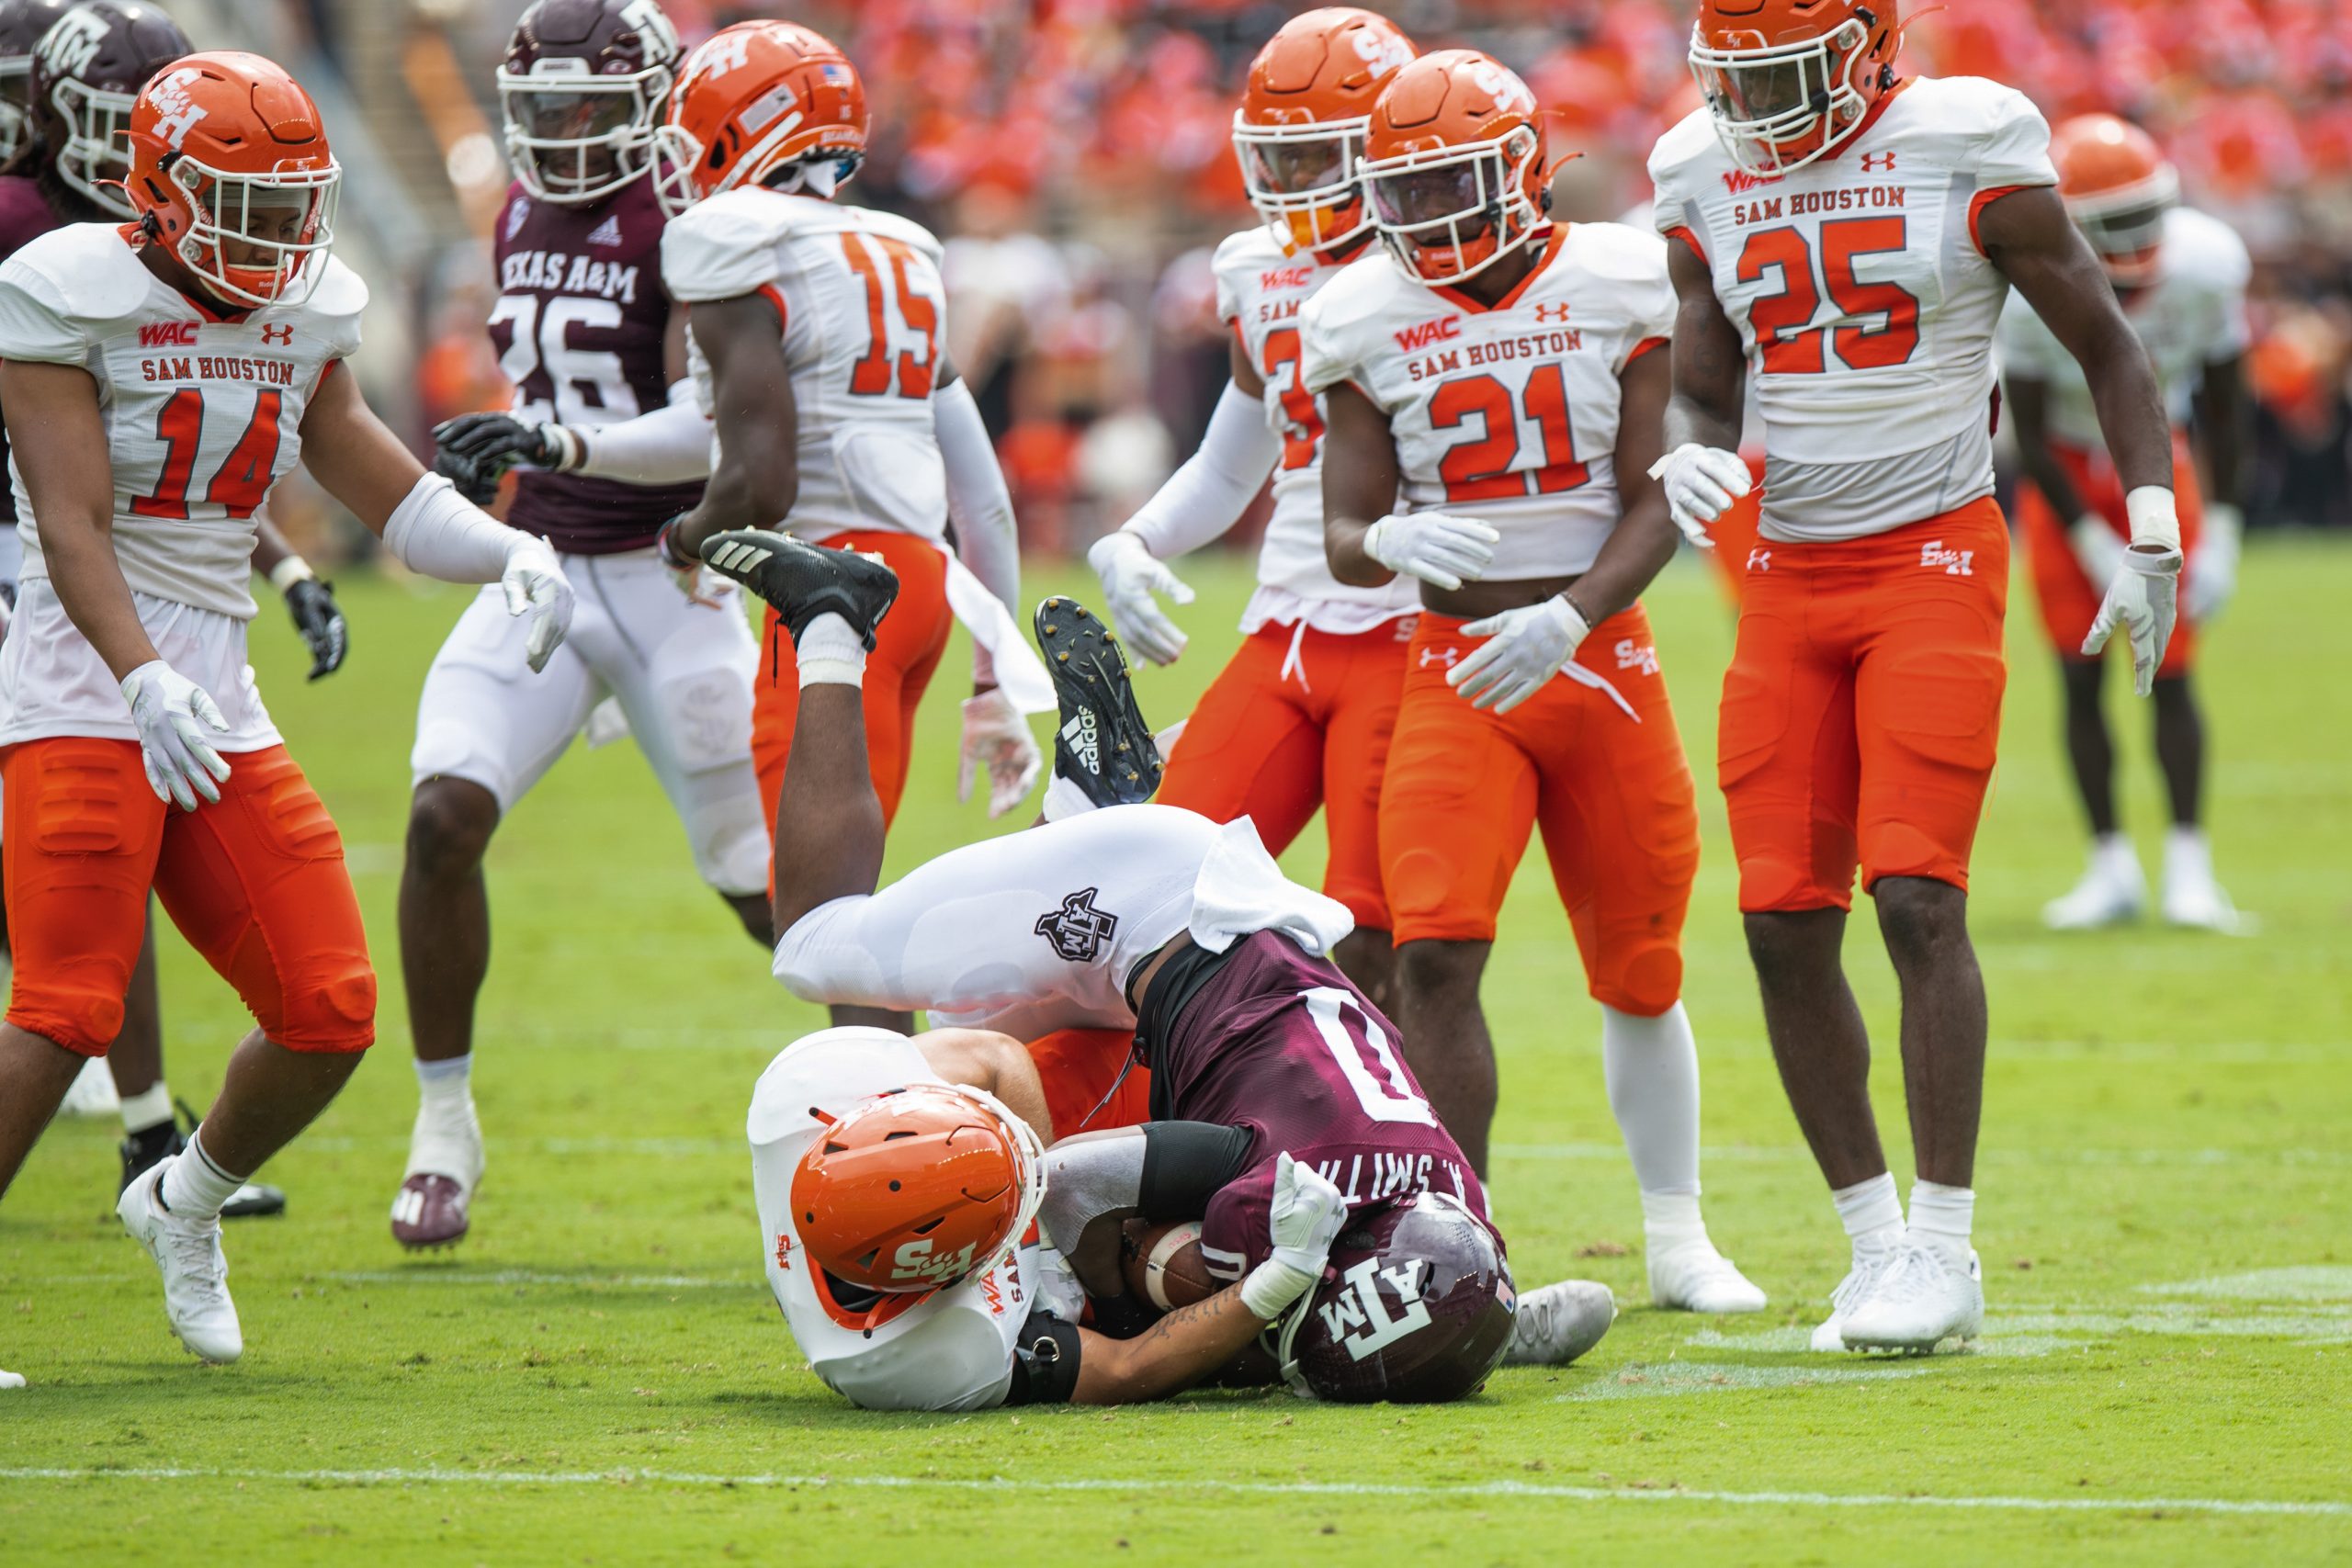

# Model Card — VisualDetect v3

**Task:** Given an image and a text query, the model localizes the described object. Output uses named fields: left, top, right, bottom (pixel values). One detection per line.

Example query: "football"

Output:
left=1121, top=1218, right=1217, bottom=1312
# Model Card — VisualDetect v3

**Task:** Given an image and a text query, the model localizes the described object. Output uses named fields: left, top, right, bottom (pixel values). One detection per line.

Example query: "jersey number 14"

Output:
left=130, top=389, right=285, bottom=521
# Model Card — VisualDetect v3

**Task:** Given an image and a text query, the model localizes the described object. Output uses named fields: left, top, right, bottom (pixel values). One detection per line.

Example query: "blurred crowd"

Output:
left=401, top=0, right=2352, bottom=551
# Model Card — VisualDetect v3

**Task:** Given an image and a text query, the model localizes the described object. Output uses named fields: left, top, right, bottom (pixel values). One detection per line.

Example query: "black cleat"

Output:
left=699, top=530, right=898, bottom=649
left=118, top=1100, right=286, bottom=1220
left=1035, top=595, right=1162, bottom=808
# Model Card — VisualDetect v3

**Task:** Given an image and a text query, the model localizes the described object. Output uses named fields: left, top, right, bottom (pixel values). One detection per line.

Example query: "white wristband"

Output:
left=1238, top=1256, right=1317, bottom=1319
left=267, top=554, right=315, bottom=592
left=2124, top=486, right=2181, bottom=553
left=382, top=473, right=530, bottom=584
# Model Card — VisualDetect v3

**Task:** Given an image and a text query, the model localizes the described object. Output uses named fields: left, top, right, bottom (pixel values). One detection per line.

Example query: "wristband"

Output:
left=268, top=554, right=316, bottom=592
left=1238, top=1255, right=1319, bottom=1319
left=1557, top=588, right=1596, bottom=639
left=2124, top=486, right=2181, bottom=553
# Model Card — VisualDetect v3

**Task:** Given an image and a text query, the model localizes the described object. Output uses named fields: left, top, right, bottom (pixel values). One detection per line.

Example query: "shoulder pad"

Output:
left=1567, top=221, right=1670, bottom=286
left=5, top=223, right=153, bottom=327
left=849, top=207, right=945, bottom=266
left=1211, top=225, right=1284, bottom=280
left=1646, top=108, right=1723, bottom=194
left=2163, top=207, right=2252, bottom=294
left=662, top=189, right=801, bottom=303
left=296, top=255, right=368, bottom=355
left=747, top=1028, right=937, bottom=1147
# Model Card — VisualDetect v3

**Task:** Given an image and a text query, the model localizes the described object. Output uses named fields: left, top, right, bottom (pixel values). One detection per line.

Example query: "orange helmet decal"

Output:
left=1232, top=6, right=1418, bottom=257
left=787, top=1082, right=1046, bottom=1327
left=1688, top=0, right=1902, bottom=176
left=126, top=51, right=340, bottom=309
left=652, top=19, right=867, bottom=216
left=1360, top=49, right=1547, bottom=287
left=2051, top=113, right=2177, bottom=287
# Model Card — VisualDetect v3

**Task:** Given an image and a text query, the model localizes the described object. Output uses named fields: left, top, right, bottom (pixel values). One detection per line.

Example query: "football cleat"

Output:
left=2042, top=838, right=2145, bottom=930
left=1501, top=1279, right=1616, bottom=1367
left=1809, top=1248, right=1896, bottom=1352
left=1837, top=1242, right=1984, bottom=1354
left=0, top=1367, right=22, bottom=1391
left=119, top=1103, right=287, bottom=1220
left=392, top=1093, right=485, bottom=1251
left=699, top=529, right=898, bottom=651
left=2162, top=832, right=2250, bottom=933
left=116, top=1161, right=243, bottom=1364
left=1647, top=1235, right=1769, bottom=1314
left=1035, top=596, right=1162, bottom=808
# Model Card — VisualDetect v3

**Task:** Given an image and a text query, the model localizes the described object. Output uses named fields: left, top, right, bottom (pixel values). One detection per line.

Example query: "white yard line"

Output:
left=0, top=1464, right=2340, bottom=1517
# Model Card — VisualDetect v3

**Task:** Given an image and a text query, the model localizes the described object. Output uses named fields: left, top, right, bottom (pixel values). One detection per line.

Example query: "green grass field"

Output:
left=4, top=539, right=2348, bottom=1564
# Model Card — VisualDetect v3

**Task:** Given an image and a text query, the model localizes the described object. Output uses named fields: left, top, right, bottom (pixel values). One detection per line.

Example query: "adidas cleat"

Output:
left=700, top=530, right=899, bottom=649
left=1035, top=596, right=1162, bottom=808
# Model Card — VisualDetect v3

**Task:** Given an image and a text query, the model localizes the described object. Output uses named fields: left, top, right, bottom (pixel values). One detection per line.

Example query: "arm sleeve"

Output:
left=1035, top=1129, right=1147, bottom=1255
left=572, top=381, right=714, bottom=485
left=933, top=377, right=1020, bottom=680
left=381, top=473, right=526, bottom=583
left=1120, top=380, right=1283, bottom=559
left=1139, top=1121, right=1257, bottom=1220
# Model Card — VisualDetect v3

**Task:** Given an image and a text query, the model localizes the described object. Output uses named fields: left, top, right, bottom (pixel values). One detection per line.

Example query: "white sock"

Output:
left=158, top=1129, right=246, bottom=1221
left=2164, top=825, right=2211, bottom=885
left=415, top=1054, right=471, bottom=1114
left=119, top=1082, right=173, bottom=1135
left=1040, top=773, right=1097, bottom=823
left=1832, top=1172, right=1904, bottom=1265
left=1600, top=1004, right=1703, bottom=1240
left=2090, top=831, right=2138, bottom=881
left=796, top=611, right=867, bottom=688
left=1906, top=1179, right=1974, bottom=1268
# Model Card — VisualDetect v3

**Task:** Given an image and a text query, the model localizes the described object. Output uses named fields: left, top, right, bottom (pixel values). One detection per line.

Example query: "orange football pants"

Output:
left=1379, top=605, right=1698, bottom=1017
left=1, top=739, right=375, bottom=1056
left=752, top=530, right=952, bottom=833
left=2017, top=436, right=2203, bottom=679
left=1155, top=617, right=1413, bottom=931
left=1719, top=499, right=2010, bottom=913
left=1025, top=1026, right=1152, bottom=1143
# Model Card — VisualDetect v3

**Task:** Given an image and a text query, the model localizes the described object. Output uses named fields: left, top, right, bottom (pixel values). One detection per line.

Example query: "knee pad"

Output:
left=7, top=976, right=126, bottom=1058
left=269, top=949, right=378, bottom=1054
left=693, top=788, right=771, bottom=897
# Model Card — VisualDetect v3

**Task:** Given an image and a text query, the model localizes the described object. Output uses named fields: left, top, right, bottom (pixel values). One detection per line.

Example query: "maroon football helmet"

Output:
left=27, top=0, right=188, bottom=215
left=0, top=0, right=72, bottom=173
left=499, top=0, right=681, bottom=206
left=1273, top=1190, right=1514, bottom=1404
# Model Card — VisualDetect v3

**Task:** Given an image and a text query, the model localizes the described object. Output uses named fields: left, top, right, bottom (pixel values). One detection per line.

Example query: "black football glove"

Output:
left=284, top=576, right=348, bottom=681
left=432, top=412, right=582, bottom=504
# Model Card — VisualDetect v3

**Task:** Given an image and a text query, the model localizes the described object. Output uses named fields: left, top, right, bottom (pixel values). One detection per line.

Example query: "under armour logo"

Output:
left=258, top=322, right=294, bottom=346
left=1419, top=646, right=1460, bottom=669
left=1035, top=887, right=1118, bottom=963
left=1747, top=547, right=1771, bottom=573
left=1530, top=302, right=1572, bottom=323
left=1859, top=151, right=1897, bottom=174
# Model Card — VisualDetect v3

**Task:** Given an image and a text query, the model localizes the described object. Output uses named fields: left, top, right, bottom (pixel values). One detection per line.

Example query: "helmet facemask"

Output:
left=1690, top=17, right=1879, bottom=177
left=499, top=59, right=673, bottom=207
left=2066, top=166, right=2177, bottom=288
left=166, top=154, right=341, bottom=308
left=650, top=113, right=862, bottom=218
left=51, top=74, right=140, bottom=215
left=0, top=54, right=34, bottom=172
left=1234, top=112, right=1374, bottom=257
left=1364, top=125, right=1543, bottom=286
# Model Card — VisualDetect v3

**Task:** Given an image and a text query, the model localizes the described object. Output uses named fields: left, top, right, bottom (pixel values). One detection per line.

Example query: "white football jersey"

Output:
left=0, top=223, right=366, bottom=618
left=1997, top=205, right=2250, bottom=451
left=665, top=190, right=949, bottom=546
left=1211, top=227, right=1417, bottom=628
left=1298, top=222, right=1675, bottom=580
left=1648, top=77, right=2059, bottom=540
left=747, top=1031, right=1038, bottom=1413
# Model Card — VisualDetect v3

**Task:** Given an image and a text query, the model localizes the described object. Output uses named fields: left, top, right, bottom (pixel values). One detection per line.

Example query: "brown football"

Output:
left=1120, top=1218, right=1217, bottom=1311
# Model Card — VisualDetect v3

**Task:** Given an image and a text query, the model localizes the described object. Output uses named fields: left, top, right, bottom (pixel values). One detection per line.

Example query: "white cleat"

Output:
left=1837, top=1242, right=1983, bottom=1354
left=2162, top=868, right=2250, bottom=934
left=1648, top=1236, right=1769, bottom=1314
left=59, top=1056, right=120, bottom=1118
left=1809, top=1249, right=1897, bottom=1351
left=116, top=1160, right=243, bottom=1364
left=2042, top=840, right=2146, bottom=931
left=1504, top=1280, right=1617, bottom=1366
left=1, top=1367, right=24, bottom=1391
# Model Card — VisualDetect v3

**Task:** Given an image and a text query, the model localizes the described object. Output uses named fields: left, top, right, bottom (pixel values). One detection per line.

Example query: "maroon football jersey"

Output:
left=489, top=177, right=702, bottom=552
left=0, top=174, right=62, bottom=526
left=1149, top=932, right=1488, bottom=1277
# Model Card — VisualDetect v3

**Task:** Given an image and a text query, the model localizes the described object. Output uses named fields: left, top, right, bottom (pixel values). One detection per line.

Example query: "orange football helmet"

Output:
left=2052, top=113, right=2177, bottom=287
left=1361, top=49, right=1546, bottom=286
left=1687, top=0, right=1902, bottom=176
left=124, top=52, right=340, bottom=309
left=788, top=1083, right=1046, bottom=1331
left=1232, top=6, right=1418, bottom=257
left=652, top=19, right=866, bottom=217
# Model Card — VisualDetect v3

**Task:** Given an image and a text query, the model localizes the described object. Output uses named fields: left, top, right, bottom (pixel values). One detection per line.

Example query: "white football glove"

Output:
left=2187, top=502, right=2241, bottom=624
left=120, top=660, right=232, bottom=811
left=500, top=538, right=575, bottom=672
left=1363, top=511, right=1499, bottom=592
left=1238, top=1151, right=1348, bottom=1319
left=2066, top=514, right=2128, bottom=585
left=1647, top=443, right=1750, bottom=547
left=1450, top=593, right=1592, bottom=715
left=2083, top=545, right=2183, bottom=697
left=1087, top=529, right=1193, bottom=666
left=957, top=687, right=1043, bottom=818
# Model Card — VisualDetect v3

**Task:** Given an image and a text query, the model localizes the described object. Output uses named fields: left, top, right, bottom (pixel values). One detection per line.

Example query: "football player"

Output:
left=1085, top=7, right=1419, bottom=1003
left=568, top=21, right=1046, bottom=995
left=1309, top=50, right=1764, bottom=1315
left=697, top=529, right=1613, bottom=1403
left=2001, top=116, right=2250, bottom=933
left=1650, top=0, right=2182, bottom=1350
left=0, top=51, right=573, bottom=1384
left=384, top=0, right=774, bottom=1254
left=0, top=0, right=339, bottom=1216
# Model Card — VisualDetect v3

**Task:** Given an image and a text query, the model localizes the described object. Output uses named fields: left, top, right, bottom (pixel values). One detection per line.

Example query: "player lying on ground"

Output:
left=2000, top=113, right=2250, bottom=933
left=1649, top=0, right=2182, bottom=1351
left=0, top=51, right=573, bottom=1388
left=1309, top=48, right=1761, bottom=1314
left=702, top=529, right=1612, bottom=1406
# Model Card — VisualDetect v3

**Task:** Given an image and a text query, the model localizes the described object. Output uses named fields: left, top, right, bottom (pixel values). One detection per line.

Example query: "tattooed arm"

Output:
left=1070, top=1284, right=1274, bottom=1405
